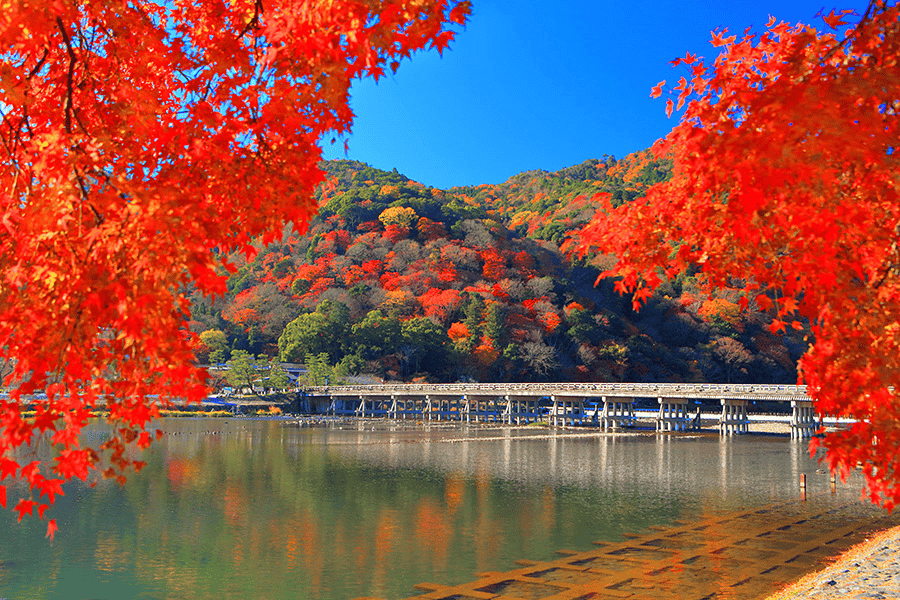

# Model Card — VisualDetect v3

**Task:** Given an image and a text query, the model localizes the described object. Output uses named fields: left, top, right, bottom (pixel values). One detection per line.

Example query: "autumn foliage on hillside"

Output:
left=190, top=158, right=806, bottom=388
left=0, top=0, right=469, bottom=534
left=576, top=3, right=900, bottom=507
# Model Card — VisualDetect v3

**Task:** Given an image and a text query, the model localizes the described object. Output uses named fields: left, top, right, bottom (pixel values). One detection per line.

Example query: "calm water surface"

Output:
left=0, top=418, right=891, bottom=599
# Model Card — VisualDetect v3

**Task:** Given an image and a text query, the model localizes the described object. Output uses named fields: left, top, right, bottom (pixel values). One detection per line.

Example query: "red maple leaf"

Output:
left=821, top=9, right=850, bottom=29
left=15, top=498, right=34, bottom=522
left=0, top=458, right=17, bottom=481
left=38, top=478, right=65, bottom=504
left=711, top=29, right=736, bottom=47
left=46, top=519, right=58, bottom=542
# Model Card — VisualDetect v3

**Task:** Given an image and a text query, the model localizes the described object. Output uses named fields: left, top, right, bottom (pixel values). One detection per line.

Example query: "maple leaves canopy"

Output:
left=0, top=0, right=469, bottom=534
left=577, top=2, right=900, bottom=507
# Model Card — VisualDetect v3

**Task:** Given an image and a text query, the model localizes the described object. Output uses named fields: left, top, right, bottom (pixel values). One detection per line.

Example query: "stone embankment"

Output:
left=766, top=526, right=900, bottom=600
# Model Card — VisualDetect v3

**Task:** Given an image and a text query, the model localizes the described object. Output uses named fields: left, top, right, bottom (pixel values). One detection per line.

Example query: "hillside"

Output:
left=188, top=153, right=807, bottom=384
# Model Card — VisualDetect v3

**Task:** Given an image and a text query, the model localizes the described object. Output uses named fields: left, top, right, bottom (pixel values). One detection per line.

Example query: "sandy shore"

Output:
left=765, top=525, right=900, bottom=599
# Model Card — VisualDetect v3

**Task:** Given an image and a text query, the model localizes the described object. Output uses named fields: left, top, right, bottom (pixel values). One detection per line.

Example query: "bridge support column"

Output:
left=549, top=396, right=582, bottom=427
left=719, top=399, right=749, bottom=435
left=506, top=395, right=539, bottom=424
left=327, top=396, right=356, bottom=416
left=441, top=395, right=455, bottom=421
left=657, top=398, right=690, bottom=432
left=588, top=399, right=600, bottom=426
left=791, top=400, right=817, bottom=439
left=601, top=397, right=635, bottom=430
left=389, top=395, right=398, bottom=420
left=524, top=396, right=536, bottom=424
left=502, top=396, right=512, bottom=424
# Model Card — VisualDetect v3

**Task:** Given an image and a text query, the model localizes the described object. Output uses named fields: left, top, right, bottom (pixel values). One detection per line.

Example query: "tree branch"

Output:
left=55, top=18, right=77, bottom=134
left=237, top=0, right=264, bottom=39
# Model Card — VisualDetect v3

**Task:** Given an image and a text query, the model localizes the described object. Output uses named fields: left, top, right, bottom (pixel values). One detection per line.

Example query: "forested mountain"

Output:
left=188, top=153, right=806, bottom=384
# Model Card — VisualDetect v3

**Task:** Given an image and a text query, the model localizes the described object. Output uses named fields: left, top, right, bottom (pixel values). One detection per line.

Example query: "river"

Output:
left=0, top=417, right=892, bottom=599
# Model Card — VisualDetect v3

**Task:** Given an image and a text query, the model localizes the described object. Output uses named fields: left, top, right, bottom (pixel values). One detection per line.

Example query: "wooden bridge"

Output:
left=300, top=382, right=820, bottom=439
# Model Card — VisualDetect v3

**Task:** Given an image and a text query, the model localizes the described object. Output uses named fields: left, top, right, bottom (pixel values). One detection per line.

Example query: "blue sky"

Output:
left=320, top=1, right=869, bottom=189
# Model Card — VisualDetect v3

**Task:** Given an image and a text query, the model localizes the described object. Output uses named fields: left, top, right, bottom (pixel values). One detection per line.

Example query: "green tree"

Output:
left=300, top=353, right=346, bottom=387
left=199, top=329, right=230, bottom=364
left=484, top=303, right=507, bottom=345
left=349, top=310, right=402, bottom=360
left=565, top=307, right=602, bottom=345
left=278, top=300, right=349, bottom=363
left=266, top=359, right=291, bottom=391
left=461, top=294, right=484, bottom=352
left=226, top=351, right=291, bottom=393
left=336, top=354, right=365, bottom=377
left=225, top=350, right=260, bottom=394
left=399, top=317, right=449, bottom=375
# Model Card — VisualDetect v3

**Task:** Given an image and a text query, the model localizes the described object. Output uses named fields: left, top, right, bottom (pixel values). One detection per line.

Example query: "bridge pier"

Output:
left=550, top=396, right=584, bottom=427
left=437, top=395, right=460, bottom=421
left=359, top=394, right=394, bottom=418
left=600, top=396, right=635, bottom=430
left=464, top=395, right=497, bottom=423
left=791, top=400, right=818, bottom=439
left=392, top=395, right=419, bottom=420
left=656, top=398, right=691, bottom=432
left=327, top=395, right=360, bottom=416
left=504, top=395, right=541, bottom=424
left=355, top=395, right=369, bottom=418
left=388, top=395, right=398, bottom=419
left=719, top=399, right=749, bottom=435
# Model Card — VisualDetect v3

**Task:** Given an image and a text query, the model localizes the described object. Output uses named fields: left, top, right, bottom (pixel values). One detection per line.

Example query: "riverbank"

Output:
left=765, top=524, right=900, bottom=599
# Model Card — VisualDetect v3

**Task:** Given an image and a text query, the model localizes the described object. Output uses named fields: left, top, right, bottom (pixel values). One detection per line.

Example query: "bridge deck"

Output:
left=306, top=382, right=809, bottom=402
left=301, top=383, right=821, bottom=438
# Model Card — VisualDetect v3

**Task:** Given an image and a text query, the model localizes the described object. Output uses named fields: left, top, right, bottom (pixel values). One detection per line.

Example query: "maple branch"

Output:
left=26, top=48, right=49, bottom=81
left=237, top=0, right=264, bottom=39
left=818, top=0, right=888, bottom=65
left=17, top=94, right=34, bottom=141
left=73, top=169, right=103, bottom=226
left=0, top=112, right=19, bottom=161
left=55, top=18, right=77, bottom=134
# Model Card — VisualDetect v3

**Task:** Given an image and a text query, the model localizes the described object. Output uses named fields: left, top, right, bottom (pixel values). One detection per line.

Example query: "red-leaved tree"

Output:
left=0, top=0, right=469, bottom=537
left=576, top=2, right=900, bottom=508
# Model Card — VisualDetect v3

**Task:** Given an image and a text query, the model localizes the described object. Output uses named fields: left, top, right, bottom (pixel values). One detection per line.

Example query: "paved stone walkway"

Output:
left=356, top=500, right=896, bottom=600
left=766, top=526, right=900, bottom=599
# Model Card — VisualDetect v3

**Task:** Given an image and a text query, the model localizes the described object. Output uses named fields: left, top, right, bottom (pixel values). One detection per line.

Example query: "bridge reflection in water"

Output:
left=303, top=383, right=821, bottom=439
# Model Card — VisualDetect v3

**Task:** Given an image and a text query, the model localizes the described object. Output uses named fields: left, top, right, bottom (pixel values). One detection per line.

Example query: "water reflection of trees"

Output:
left=63, top=421, right=679, bottom=597
left=0, top=420, right=851, bottom=600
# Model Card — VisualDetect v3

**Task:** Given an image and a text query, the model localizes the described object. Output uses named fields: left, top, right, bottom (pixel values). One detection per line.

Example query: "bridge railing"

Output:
left=302, top=382, right=810, bottom=402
